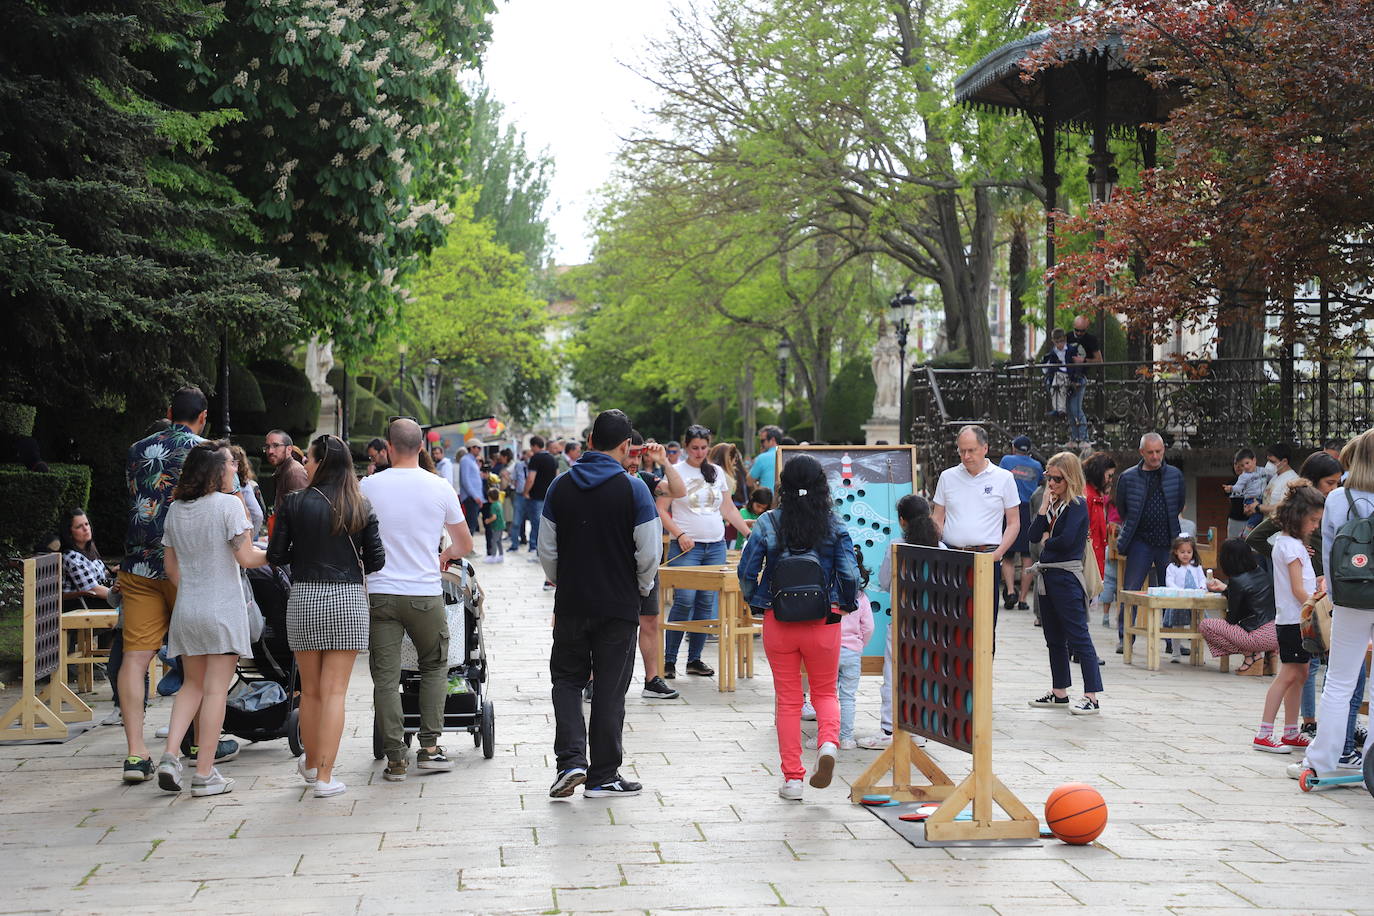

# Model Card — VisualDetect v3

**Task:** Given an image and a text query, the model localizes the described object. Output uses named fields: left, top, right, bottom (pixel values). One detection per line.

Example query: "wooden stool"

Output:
left=657, top=564, right=744, bottom=691
left=61, top=608, right=118, bottom=694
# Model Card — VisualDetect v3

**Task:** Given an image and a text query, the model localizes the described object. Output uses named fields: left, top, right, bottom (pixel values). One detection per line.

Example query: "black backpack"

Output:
left=767, top=511, right=833, bottom=623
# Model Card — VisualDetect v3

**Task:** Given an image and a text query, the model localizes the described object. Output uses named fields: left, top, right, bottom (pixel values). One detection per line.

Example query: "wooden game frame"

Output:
left=776, top=444, right=918, bottom=675
left=0, top=556, right=89, bottom=739
left=851, top=547, right=1038, bottom=842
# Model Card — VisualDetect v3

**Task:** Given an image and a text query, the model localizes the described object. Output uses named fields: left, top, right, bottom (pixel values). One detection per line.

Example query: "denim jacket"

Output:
left=737, top=510, right=859, bottom=612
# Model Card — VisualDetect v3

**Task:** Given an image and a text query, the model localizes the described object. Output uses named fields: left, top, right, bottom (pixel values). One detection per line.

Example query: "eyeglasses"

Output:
left=264, top=442, right=287, bottom=452
left=1043, top=473, right=1065, bottom=483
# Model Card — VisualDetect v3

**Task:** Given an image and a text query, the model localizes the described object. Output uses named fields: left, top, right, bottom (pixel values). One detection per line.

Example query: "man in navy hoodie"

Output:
left=540, top=409, right=662, bottom=798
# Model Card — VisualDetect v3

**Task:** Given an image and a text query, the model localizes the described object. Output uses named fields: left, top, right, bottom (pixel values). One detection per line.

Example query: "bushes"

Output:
left=0, top=463, right=92, bottom=553
left=0, top=402, right=36, bottom=437
left=244, top=359, right=320, bottom=441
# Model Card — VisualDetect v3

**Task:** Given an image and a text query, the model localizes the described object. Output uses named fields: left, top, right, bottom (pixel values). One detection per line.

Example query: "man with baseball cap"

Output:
left=998, top=435, right=1043, bottom=610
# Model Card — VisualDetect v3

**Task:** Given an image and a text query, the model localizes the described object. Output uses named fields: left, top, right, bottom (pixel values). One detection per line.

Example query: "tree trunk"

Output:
left=1009, top=216, right=1028, bottom=364
left=737, top=365, right=756, bottom=447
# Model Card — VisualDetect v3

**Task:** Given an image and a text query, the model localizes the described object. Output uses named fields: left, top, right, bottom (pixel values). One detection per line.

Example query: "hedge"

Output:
left=0, top=463, right=93, bottom=553
left=0, top=402, right=36, bottom=437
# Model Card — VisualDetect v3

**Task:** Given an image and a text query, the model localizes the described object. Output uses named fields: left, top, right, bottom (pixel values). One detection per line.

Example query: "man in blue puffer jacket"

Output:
left=1114, top=432, right=1187, bottom=651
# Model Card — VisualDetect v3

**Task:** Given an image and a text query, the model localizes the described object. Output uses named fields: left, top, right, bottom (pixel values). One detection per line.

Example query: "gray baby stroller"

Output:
left=372, top=561, right=494, bottom=760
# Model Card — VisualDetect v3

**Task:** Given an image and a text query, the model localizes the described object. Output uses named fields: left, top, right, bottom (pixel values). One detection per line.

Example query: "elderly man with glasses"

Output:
left=264, top=429, right=308, bottom=506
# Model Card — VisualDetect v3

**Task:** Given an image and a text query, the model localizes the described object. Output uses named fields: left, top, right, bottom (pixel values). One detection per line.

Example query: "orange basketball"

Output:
left=1045, top=783, right=1107, bottom=845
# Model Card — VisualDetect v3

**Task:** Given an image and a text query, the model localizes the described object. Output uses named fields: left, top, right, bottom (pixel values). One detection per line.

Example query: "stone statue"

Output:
left=871, top=319, right=901, bottom=419
left=304, top=336, right=335, bottom=394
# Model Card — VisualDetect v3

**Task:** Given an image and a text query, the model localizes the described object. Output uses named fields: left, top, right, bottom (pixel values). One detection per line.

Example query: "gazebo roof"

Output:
left=954, top=28, right=1180, bottom=134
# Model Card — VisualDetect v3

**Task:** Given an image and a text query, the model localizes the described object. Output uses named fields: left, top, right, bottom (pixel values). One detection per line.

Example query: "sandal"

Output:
left=1236, top=654, right=1262, bottom=676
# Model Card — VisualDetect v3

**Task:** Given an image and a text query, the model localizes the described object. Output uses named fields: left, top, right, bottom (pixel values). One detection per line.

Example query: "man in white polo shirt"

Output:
left=931, top=425, right=1022, bottom=627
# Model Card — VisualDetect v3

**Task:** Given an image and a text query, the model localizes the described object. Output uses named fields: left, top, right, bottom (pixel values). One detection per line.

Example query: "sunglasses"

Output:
left=628, top=445, right=647, bottom=457
left=1043, top=473, right=1066, bottom=483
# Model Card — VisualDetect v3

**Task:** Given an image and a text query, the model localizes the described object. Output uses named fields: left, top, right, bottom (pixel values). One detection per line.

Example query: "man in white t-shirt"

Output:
left=360, top=419, right=473, bottom=783
left=931, top=425, right=1022, bottom=626
left=1258, top=442, right=1298, bottom=516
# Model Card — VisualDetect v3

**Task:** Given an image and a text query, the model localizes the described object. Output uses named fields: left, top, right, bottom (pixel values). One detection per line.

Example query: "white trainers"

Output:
left=856, top=733, right=892, bottom=750
left=810, top=742, right=837, bottom=788
left=839, top=737, right=858, bottom=750
left=313, top=778, right=347, bottom=798
left=297, top=757, right=318, bottom=785
left=778, top=779, right=804, bottom=801
left=155, top=725, right=170, bottom=738
left=1286, top=762, right=1304, bottom=780
left=800, top=701, right=817, bottom=721
left=190, top=768, right=234, bottom=797
left=156, top=752, right=183, bottom=793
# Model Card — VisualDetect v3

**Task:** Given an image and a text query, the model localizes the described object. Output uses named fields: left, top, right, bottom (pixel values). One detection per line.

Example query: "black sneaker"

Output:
left=663, top=663, right=676, bottom=680
left=1028, top=692, right=1070, bottom=709
left=641, top=676, right=680, bottom=699
left=383, top=758, right=409, bottom=782
left=584, top=777, right=642, bottom=797
left=1300, top=721, right=1318, bottom=740
left=685, top=659, right=714, bottom=677
left=416, top=746, right=454, bottom=770
left=549, top=767, right=587, bottom=798
left=188, top=739, right=240, bottom=764
left=122, top=755, right=153, bottom=783
left=1069, top=696, right=1101, bottom=716
left=1017, top=601, right=1029, bottom=611
left=1003, top=591, right=1016, bottom=609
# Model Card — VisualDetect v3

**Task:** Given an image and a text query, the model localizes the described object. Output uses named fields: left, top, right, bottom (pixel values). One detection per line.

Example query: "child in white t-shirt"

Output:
left=1254, top=484, right=1326, bottom=754
left=1163, top=535, right=1203, bottom=661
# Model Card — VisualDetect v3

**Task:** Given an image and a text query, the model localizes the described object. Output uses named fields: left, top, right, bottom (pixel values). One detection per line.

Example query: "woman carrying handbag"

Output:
left=738, top=455, right=859, bottom=802
left=268, top=435, right=385, bottom=798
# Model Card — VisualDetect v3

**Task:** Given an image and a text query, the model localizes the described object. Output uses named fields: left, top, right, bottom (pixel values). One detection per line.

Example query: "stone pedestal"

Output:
left=863, top=418, right=901, bottom=445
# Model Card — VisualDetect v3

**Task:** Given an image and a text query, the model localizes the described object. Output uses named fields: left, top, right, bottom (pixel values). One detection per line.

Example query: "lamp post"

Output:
left=397, top=340, right=408, bottom=400
left=425, top=358, right=441, bottom=421
left=889, top=289, right=917, bottom=444
left=775, top=337, right=791, bottom=430
left=1087, top=149, right=1118, bottom=437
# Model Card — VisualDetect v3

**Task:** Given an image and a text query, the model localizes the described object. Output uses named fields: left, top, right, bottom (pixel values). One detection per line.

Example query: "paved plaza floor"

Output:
left=2, top=551, right=1373, bottom=915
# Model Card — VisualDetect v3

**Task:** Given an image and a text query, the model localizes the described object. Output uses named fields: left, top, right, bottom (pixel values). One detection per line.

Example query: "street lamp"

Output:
left=776, top=337, right=791, bottom=429
left=425, top=358, right=441, bottom=420
left=889, top=289, right=917, bottom=444
left=1086, top=150, right=1118, bottom=440
left=397, top=340, right=408, bottom=397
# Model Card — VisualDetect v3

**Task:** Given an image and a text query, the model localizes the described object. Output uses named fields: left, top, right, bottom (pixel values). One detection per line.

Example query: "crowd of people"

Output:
left=55, top=387, right=1372, bottom=805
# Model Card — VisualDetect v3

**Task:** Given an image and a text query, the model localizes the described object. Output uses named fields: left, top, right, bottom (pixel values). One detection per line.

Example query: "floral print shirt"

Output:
left=122, top=423, right=205, bottom=579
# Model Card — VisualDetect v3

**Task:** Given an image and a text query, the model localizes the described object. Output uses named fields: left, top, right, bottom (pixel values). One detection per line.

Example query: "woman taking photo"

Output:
left=1026, top=452, right=1103, bottom=716
left=268, top=435, right=385, bottom=798
left=156, top=442, right=268, bottom=797
left=1201, top=538, right=1278, bottom=674
left=738, top=454, right=859, bottom=800
left=659, top=425, right=755, bottom=678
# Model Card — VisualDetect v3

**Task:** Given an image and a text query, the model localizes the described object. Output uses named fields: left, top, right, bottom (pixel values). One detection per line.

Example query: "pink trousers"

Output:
left=1199, top=619, right=1278, bottom=658
left=763, top=611, right=841, bottom=781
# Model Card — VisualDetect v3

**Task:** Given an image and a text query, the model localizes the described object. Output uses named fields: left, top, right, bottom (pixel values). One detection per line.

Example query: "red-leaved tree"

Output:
left=1025, top=0, right=1374, bottom=354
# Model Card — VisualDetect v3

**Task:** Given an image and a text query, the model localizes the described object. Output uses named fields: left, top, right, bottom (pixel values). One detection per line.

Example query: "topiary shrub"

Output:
left=822, top=357, right=877, bottom=444
left=0, top=403, right=36, bottom=437
left=0, top=463, right=90, bottom=554
left=249, top=359, right=320, bottom=441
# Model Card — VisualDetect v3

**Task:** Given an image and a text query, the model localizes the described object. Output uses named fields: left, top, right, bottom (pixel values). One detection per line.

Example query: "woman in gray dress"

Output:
left=268, top=434, right=384, bottom=798
left=157, top=442, right=268, bottom=797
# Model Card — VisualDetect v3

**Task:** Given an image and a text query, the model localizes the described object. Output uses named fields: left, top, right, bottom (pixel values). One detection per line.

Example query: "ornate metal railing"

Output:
left=910, top=357, right=1374, bottom=473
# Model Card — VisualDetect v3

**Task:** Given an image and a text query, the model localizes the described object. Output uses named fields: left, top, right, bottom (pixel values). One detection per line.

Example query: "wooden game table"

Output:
left=656, top=563, right=757, bottom=692
left=1119, top=589, right=1228, bottom=671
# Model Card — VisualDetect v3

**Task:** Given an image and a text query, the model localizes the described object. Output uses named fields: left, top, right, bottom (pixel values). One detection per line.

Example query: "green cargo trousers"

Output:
left=369, top=593, right=449, bottom=762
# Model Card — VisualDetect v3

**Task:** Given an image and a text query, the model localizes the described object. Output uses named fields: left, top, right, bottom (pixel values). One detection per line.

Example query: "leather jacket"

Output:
left=267, top=487, right=385, bottom=584
left=1225, top=567, right=1276, bottom=632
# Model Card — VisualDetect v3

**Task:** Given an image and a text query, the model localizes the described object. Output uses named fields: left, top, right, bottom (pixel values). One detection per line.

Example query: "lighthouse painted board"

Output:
left=777, top=445, right=919, bottom=667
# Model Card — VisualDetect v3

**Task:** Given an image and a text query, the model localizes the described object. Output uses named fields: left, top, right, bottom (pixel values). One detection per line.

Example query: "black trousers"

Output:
left=550, top=615, right=638, bottom=786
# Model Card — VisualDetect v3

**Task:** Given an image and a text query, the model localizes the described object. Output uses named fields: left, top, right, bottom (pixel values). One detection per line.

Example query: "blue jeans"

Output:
left=837, top=647, right=862, bottom=742
left=1345, top=663, right=1369, bottom=756
left=1067, top=381, right=1089, bottom=441
left=1120, top=540, right=1172, bottom=638
left=1303, top=657, right=1322, bottom=720
left=1041, top=569, right=1103, bottom=693
left=509, top=492, right=528, bottom=549
left=663, top=539, right=727, bottom=664
left=525, top=498, right=545, bottom=552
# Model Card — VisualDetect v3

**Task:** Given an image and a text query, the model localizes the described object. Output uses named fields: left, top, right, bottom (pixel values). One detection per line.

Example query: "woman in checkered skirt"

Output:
left=268, top=434, right=385, bottom=798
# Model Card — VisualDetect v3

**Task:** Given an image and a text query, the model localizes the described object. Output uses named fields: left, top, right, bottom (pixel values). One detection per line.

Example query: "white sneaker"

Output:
left=1286, top=762, right=1303, bottom=780
left=483, top=555, right=499, bottom=564
left=297, top=757, right=318, bottom=785
left=804, top=736, right=818, bottom=750
left=190, top=768, right=234, bottom=797
left=839, top=737, right=857, bottom=750
left=313, top=778, right=346, bottom=798
left=856, top=733, right=892, bottom=750
left=801, top=701, right=816, bottom=721
left=778, top=779, right=804, bottom=801
left=810, top=742, right=837, bottom=788
left=155, top=725, right=170, bottom=738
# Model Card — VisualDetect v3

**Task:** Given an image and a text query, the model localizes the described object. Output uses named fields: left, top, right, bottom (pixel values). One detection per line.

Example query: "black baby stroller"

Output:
left=183, top=565, right=302, bottom=756
left=373, top=560, right=494, bottom=760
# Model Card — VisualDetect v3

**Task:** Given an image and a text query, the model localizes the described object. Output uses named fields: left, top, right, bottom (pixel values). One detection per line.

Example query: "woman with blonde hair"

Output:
left=268, top=435, right=385, bottom=797
left=1026, top=451, right=1103, bottom=716
left=708, top=442, right=749, bottom=506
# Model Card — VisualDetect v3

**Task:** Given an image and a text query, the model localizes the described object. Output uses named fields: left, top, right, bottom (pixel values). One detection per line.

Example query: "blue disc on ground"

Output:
left=860, top=794, right=892, bottom=804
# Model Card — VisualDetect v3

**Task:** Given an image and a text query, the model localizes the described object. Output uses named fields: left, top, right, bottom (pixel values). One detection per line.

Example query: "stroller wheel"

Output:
left=480, top=700, right=495, bottom=760
left=372, top=717, right=384, bottom=761
left=286, top=707, right=302, bottom=758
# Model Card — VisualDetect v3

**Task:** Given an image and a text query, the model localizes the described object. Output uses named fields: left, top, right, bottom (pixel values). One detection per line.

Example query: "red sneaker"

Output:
left=1282, top=732, right=1311, bottom=748
left=1253, top=734, right=1292, bottom=753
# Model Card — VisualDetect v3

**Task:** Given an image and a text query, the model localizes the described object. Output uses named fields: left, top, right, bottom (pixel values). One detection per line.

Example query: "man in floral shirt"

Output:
left=116, top=387, right=207, bottom=783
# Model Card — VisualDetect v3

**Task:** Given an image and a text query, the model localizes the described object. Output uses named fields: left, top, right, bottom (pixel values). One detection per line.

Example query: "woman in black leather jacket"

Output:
left=1200, top=538, right=1278, bottom=675
left=268, top=434, right=385, bottom=797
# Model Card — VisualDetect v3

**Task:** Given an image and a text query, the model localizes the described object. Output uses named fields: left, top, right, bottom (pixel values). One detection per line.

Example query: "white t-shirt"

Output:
left=933, top=461, right=1021, bottom=549
left=1271, top=533, right=1315, bottom=626
left=670, top=461, right=730, bottom=544
left=1265, top=468, right=1298, bottom=508
left=360, top=468, right=465, bottom=596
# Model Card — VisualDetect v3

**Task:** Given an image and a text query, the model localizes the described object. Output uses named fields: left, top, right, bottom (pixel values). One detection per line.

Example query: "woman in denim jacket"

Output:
left=738, top=454, right=859, bottom=802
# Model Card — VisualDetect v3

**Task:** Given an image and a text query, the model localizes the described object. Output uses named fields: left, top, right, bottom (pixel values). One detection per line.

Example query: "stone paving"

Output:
left=2, top=551, right=1373, bottom=915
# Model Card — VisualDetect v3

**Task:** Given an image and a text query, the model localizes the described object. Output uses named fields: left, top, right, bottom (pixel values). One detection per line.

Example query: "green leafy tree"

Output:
left=465, top=86, right=555, bottom=271
left=0, top=0, right=297, bottom=412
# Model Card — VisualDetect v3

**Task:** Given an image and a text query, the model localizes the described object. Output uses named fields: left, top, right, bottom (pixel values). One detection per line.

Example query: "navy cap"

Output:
left=1012, top=435, right=1032, bottom=452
